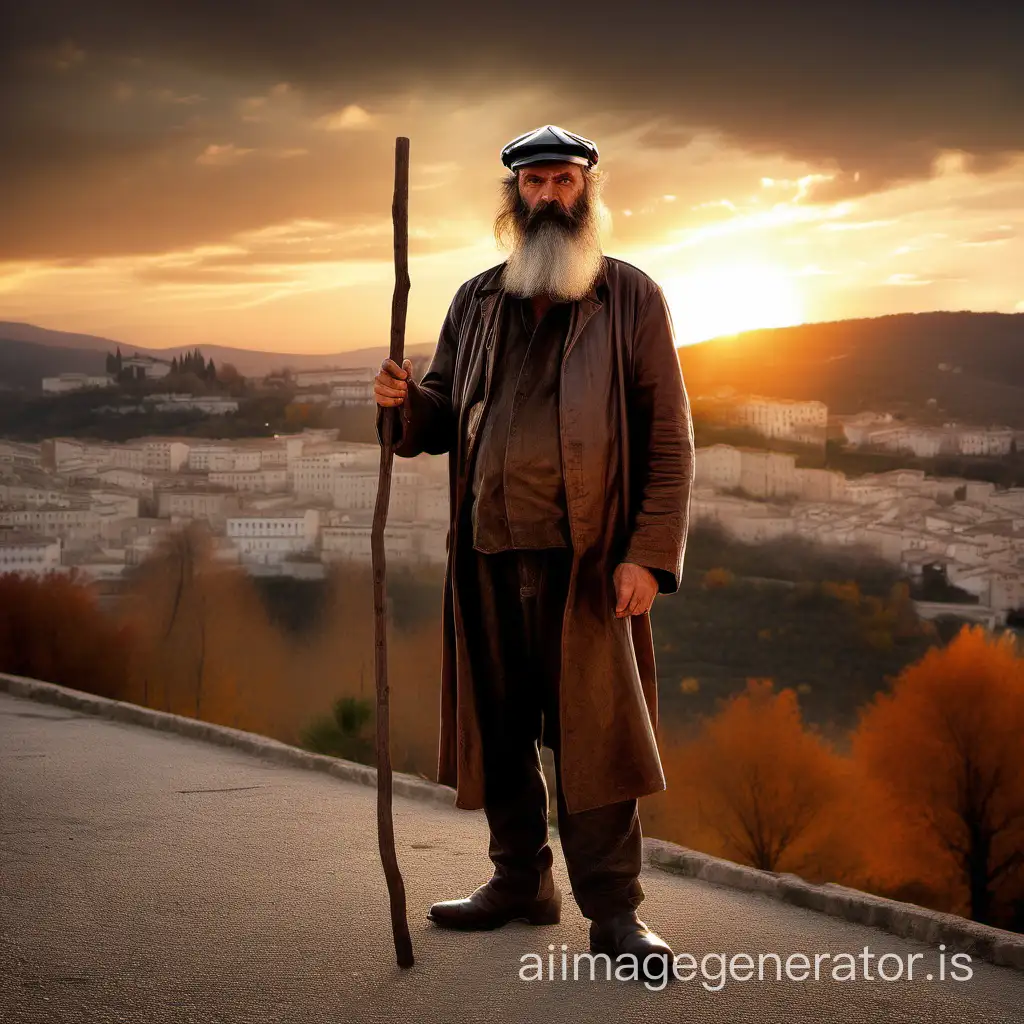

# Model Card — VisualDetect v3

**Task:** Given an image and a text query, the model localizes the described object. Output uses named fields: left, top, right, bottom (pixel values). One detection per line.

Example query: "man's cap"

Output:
left=500, top=124, right=599, bottom=171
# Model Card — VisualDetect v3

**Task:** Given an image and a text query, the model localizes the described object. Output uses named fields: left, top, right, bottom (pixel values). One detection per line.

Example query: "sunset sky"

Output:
left=2, top=2, right=1023, bottom=354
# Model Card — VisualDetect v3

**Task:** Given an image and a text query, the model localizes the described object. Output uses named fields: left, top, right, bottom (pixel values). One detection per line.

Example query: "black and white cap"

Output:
left=500, top=124, right=599, bottom=171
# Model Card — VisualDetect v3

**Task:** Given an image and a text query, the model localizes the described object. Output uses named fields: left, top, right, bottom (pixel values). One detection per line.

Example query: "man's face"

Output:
left=497, top=158, right=603, bottom=301
left=517, top=162, right=586, bottom=218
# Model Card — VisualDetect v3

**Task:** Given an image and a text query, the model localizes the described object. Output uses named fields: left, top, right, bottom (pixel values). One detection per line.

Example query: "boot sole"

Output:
left=590, top=939, right=674, bottom=983
left=428, top=899, right=561, bottom=930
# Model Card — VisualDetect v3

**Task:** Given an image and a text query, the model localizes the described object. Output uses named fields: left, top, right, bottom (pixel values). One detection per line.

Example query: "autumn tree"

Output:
left=851, top=625, right=1024, bottom=926
left=119, top=522, right=292, bottom=733
left=288, top=562, right=442, bottom=778
left=216, top=362, right=246, bottom=396
left=0, top=571, right=131, bottom=698
left=702, top=567, right=734, bottom=589
left=653, top=678, right=845, bottom=872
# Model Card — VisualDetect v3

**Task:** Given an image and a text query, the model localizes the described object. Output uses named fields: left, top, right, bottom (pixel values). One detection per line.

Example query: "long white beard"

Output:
left=501, top=219, right=604, bottom=301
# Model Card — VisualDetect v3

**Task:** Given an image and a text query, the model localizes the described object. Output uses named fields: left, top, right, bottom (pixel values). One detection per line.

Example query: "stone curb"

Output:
left=0, top=673, right=455, bottom=810
left=3, top=673, right=1022, bottom=972
left=645, top=843, right=1024, bottom=971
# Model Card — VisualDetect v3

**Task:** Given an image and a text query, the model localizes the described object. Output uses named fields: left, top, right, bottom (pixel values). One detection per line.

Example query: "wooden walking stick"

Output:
left=371, top=135, right=414, bottom=969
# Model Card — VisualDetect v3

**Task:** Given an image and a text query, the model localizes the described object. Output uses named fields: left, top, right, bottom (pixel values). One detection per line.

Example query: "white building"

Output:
left=739, top=450, right=799, bottom=499
left=321, top=519, right=447, bottom=565
left=0, top=507, right=103, bottom=547
left=954, top=426, right=1015, bottom=457
left=291, top=453, right=352, bottom=497
left=294, top=367, right=368, bottom=388
left=156, top=490, right=240, bottom=525
left=327, top=369, right=376, bottom=405
left=92, top=468, right=156, bottom=494
left=417, top=482, right=449, bottom=523
left=260, top=436, right=306, bottom=467
left=0, top=482, right=72, bottom=508
left=46, top=438, right=189, bottom=474
left=838, top=411, right=896, bottom=445
left=846, top=420, right=1015, bottom=459
left=225, top=509, right=320, bottom=565
left=727, top=395, right=828, bottom=445
left=121, top=356, right=171, bottom=380
left=0, top=532, right=62, bottom=575
left=142, top=439, right=191, bottom=472
left=333, top=468, right=421, bottom=518
left=0, top=441, right=42, bottom=469
left=695, top=445, right=742, bottom=490
left=41, top=373, right=114, bottom=394
left=208, top=468, right=289, bottom=493
left=149, top=394, right=240, bottom=415
left=794, top=467, right=847, bottom=502
left=189, top=446, right=262, bottom=473
left=291, top=447, right=381, bottom=496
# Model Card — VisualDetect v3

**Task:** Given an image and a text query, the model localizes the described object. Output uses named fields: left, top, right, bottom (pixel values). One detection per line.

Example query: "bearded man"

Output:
left=374, top=125, right=694, bottom=979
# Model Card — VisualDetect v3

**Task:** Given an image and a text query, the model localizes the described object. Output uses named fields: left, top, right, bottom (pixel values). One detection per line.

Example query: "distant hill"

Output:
left=677, top=311, right=1024, bottom=427
left=0, top=337, right=107, bottom=391
left=6, top=311, right=1024, bottom=425
left=0, top=322, right=435, bottom=380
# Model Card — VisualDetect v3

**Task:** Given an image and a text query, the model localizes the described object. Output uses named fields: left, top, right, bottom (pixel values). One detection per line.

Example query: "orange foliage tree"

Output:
left=851, top=625, right=1024, bottom=926
left=289, top=562, right=442, bottom=779
left=648, top=679, right=847, bottom=874
left=0, top=570, right=131, bottom=698
left=119, top=523, right=288, bottom=732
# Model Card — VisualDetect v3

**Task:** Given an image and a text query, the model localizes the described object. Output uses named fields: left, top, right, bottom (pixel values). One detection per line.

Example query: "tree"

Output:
left=118, top=523, right=290, bottom=735
left=702, top=567, right=734, bottom=589
left=666, top=678, right=844, bottom=871
left=217, top=362, right=245, bottom=396
left=852, top=625, right=1024, bottom=926
left=0, top=571, right=131, bottom=699
left=206, top=356, right=216, bottom=380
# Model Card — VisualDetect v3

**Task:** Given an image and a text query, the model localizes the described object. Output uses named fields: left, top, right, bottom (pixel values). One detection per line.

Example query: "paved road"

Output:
left=2, top=690, right=1022, bottom=1023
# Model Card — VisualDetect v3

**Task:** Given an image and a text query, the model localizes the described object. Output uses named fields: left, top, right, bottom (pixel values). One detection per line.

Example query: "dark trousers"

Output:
left=458, top=545, right=644, bottom=921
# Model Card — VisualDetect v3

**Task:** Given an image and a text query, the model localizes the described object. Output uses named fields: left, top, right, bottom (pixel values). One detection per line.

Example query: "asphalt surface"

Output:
left=2, top=689, right=1022, bottom=1024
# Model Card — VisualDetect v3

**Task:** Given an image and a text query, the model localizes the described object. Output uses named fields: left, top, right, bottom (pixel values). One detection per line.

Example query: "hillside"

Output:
left=5, top=311, right=1024, bottom=424
left=0, top=337, right=107, bottom=390
left=0, top=321, right=435, bottom=379
left=677, top=310, right=1024, bottom=426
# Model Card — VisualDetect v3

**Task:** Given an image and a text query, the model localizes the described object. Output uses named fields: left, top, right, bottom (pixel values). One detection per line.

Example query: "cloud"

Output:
left=150, top=87, right=205, bottom=105
left=885, top=273, right=934, bottom=287
left=28, top=38, right=86, bottom=72
left=4, top=2, right=1023, bottom=194
left=2, top=0, right=1023, bottom=270
left=316, top=104, right=374, bottom=131
left=636, top=124, right=694, bottom=150
left=196, top=143, right=255, bottom=166
left=883, top=272, right=965, bottom=287
left=960, top=225, right=1016, bottom=246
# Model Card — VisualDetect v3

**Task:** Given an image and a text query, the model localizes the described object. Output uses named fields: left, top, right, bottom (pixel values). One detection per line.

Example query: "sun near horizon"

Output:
left=660, top=262, right=805, bottom=347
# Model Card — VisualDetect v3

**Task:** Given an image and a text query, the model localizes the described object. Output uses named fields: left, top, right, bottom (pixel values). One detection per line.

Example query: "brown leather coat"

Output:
left=376, top=255, right=695, bottom=813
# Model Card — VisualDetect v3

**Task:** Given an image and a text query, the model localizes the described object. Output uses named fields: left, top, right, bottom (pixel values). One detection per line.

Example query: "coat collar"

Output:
left=478, top=255, right=607, bottom=305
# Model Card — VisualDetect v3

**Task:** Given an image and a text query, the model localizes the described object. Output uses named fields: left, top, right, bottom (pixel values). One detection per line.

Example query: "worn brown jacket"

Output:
left=376, top=255, right=695, bottom=813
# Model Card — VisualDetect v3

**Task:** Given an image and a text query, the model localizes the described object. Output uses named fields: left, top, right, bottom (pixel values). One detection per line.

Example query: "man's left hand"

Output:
left=613, top=562, right=658, bottom=617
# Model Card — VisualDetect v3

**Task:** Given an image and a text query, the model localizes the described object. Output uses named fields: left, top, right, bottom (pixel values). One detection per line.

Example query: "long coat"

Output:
left=376, top=255, right=695, bottom=814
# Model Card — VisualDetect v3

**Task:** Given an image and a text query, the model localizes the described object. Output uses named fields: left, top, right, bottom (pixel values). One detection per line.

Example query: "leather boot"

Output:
left=427, top=879, right=562, bottom=930
left=589, top=910, right=674, bottom=983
